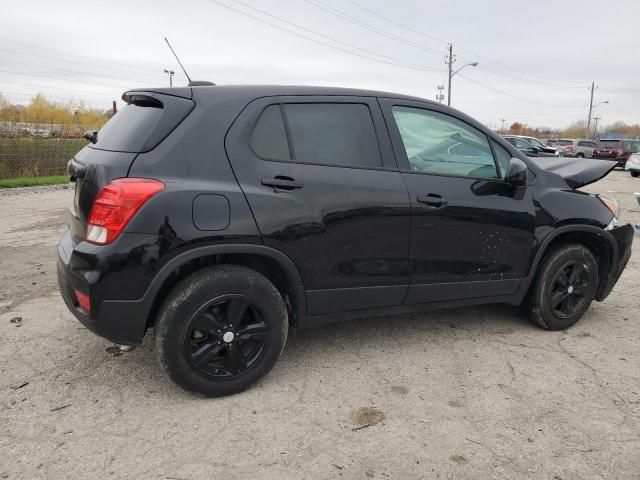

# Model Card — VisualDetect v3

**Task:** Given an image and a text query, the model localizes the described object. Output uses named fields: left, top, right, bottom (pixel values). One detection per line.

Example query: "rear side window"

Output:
left=92, top=94, right=194, bottom=153
left=250, top=105, right=290, bottom=160
left=250, top=103, right=382, bottom=168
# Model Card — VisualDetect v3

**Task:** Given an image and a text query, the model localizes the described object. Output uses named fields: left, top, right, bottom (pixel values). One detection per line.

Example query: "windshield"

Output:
left=526, top=138, right=545, bottom=148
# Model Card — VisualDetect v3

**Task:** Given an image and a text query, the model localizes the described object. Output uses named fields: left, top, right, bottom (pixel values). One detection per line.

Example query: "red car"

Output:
left=593, top=139, right=640, bottom=167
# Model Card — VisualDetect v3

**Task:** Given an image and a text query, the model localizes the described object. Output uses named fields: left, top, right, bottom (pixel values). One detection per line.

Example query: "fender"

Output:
left=148, top=243, right=307, bottom=316
left=98, top=243, right=307, bottom=344
left=518, top=224, right=617, bottom=302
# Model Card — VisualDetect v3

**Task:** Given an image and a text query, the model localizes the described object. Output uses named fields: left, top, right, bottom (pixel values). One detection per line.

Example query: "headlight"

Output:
left=598, top=194, right=620, bottom=220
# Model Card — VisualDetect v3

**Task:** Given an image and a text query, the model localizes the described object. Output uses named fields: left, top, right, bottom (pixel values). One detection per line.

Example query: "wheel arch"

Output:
left=145, top=244, right=307, bottom=331
left=524, top=225, right=617, bottom=301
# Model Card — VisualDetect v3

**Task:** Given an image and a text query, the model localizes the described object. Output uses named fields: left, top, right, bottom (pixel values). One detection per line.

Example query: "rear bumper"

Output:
left=57, top=229, right=154, bottom=345
left=596, top=224, right=634, bottom=301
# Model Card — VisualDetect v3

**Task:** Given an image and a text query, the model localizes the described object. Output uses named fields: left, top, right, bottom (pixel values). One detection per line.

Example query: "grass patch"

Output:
left=0, top=175, right=70, bottom=188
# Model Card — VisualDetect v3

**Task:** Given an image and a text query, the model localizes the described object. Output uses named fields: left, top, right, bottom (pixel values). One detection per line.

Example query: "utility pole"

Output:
left=593, top=116, right=601, bottom=137
left=436, top=85, right=445, bottom=103
left=500, top=119, right=506, bottom=134
left=446, top=43, right=454, bottom=107
left=586, top=81, right=595, bottom=137
left=164, top=69, right=175, bottom=87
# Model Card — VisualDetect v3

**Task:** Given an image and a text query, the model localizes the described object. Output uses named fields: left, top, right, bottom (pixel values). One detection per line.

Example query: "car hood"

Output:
left=529, top=157, right=617, bottom=189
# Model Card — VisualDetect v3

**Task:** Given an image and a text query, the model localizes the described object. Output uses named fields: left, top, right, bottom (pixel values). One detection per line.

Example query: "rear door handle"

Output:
left=261, top=176, right=303, bottom=192
left=417, top=193, right=447, bottom=208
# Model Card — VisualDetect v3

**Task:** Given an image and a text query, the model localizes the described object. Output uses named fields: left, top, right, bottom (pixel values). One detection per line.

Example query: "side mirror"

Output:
left=83, top=130, right=98, bottom=144
left=505, top=158, right=528, bottom=187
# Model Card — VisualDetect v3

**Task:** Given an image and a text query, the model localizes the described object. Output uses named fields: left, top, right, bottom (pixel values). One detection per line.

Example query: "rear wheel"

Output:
left=631, top=171, right=639, bottom=178
left=576, top=152, right=585, bottom=158
left=155, top=265, right=288, bottom=396
left=524, top=244, right=598, bottom=330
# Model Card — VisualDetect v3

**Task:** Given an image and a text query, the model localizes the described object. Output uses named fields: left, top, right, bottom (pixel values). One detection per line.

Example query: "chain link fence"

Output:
left=0, top=122, right=89, bottom=178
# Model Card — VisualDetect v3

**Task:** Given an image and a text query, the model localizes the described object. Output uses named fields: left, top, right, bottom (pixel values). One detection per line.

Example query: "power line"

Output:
left=0, top=48, right=165, bottom=81
left=457, top=73, right=584, bottom=109
left=0, top=79, right=120, bottom=98
left=1, top=59, right=163, bottom=86
left=205, top=0, right=443, bottom=72
left=0, top=38, right=162, bottom=76
left=0, top=69, right=129, bottom=90
left=302, top=0, right=443, bottom=56
left=344, top=0, right=587, bottom=87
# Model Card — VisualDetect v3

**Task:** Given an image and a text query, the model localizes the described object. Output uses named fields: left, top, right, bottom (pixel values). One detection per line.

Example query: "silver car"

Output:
left=555, top=139, right=598, bottom=158
left=625, top=152, right=640, bottom=177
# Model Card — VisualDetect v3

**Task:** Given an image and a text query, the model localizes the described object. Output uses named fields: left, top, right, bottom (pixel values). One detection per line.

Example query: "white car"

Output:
left=625, top=152, right=640, bottom=177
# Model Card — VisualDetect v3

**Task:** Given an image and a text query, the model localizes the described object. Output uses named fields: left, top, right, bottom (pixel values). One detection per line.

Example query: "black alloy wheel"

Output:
left=185, top=295, right=270, bottom=379
left=549, top=261, right=590, bottom=319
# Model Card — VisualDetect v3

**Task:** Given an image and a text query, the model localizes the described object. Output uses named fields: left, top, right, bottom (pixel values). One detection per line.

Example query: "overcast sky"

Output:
left=1, top=0, right=638, bottom=129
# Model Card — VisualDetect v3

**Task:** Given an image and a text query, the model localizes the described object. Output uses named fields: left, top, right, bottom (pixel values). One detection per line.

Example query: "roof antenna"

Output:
left=164, top=37, right=215, bottom=87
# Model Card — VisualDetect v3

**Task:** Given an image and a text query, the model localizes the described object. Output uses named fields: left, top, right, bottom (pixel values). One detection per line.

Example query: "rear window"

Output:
left=599, top=140, right=621, bottom=149
left=92, top=93, right=194, bottom=153
left=623, top=140, right=639, bottom=152
left=250, top=103, right=382, bottom=168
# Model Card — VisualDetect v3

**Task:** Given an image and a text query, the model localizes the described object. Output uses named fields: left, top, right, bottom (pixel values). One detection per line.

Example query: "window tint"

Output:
left=391, top=106, right=498, bottom=178
left=94, top=95, right=193, bottom=153
left=283, top=103, right=382, bottom=168
left=578, top=140, right=593, bottom=147
left=250, top=105, right=291, bottom=160
left=491, top=141, right=512, bottom=177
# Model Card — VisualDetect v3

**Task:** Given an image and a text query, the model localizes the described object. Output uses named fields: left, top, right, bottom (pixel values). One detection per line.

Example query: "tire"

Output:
left=576, top=153, right=585, bottom=158
left=524, top=244, right=598, bottom=331
left=154, top=265, right=288, bottom=396
left=631, top=171, right=639, bottom=178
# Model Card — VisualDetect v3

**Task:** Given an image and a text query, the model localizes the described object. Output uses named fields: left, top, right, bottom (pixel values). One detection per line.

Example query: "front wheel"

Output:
left=154, top=265, right=288, bottom=396
left=631, top=171, right=639, bottom=178
left=524, top=244, right=598, bottom=330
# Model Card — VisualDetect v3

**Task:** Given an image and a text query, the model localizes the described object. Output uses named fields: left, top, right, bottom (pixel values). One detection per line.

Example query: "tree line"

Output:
left=0, top=93, right=110, bottom=129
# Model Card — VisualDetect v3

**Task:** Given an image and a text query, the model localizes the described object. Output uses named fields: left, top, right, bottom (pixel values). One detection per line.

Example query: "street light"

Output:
left=448, top=60, right=479, bottom=106
left=163, top=69, right=175, bottom=87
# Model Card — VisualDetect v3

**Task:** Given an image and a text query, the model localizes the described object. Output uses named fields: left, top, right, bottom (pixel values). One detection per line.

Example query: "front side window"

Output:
left=391, top=106, right=498, bottom=179
left=491, top=140, right=512, bottom=177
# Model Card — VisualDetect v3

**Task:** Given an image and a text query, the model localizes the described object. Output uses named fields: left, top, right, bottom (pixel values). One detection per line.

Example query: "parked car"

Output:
left=625, top=152, right=640, bottom=177
left=503, top=135, right=559, bottom=156
left=553, top=139, right=598, bottom=158
left=593, top=139, right=640, bottom=167
left=57, top=85, right=633, bottom=396
left=502, top=136, right=557, bottom=157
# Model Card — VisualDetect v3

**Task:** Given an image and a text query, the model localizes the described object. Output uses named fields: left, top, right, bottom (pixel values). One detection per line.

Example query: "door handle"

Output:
left=417, top=193, right=447, bottom=208
left=261, top=176, right=303, bottom=192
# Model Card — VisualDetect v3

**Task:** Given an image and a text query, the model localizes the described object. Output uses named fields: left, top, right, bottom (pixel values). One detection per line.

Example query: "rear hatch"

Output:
left=67, top=89, right=194, bottom=242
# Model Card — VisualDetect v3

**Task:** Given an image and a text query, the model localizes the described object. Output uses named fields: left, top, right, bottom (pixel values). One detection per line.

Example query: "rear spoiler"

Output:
left=530, top=157, right=617, bottom=189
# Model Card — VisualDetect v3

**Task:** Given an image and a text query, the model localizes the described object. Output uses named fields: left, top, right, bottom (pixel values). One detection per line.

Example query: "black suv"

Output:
left=58, top=85, right=633, bottom=396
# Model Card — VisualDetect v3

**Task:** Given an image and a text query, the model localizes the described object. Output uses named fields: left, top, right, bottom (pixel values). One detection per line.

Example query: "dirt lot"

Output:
left=1, top=172, right=639, bottom=480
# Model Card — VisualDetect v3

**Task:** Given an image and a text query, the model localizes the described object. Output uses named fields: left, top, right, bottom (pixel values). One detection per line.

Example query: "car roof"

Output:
left=126, top=84, right=440, bottom=104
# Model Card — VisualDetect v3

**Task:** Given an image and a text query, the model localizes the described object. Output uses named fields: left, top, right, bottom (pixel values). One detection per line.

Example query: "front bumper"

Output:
left=597, top=224, right=634, bottom=301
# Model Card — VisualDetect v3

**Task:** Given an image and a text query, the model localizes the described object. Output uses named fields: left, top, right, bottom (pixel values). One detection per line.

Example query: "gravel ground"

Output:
left=0, top=173, right=639, bottom=480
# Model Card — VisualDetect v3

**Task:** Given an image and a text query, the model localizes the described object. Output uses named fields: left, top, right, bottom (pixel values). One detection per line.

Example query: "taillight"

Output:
left=566, top=145, right=574, bottom=151
left=86, top=178, right=165, bottom=245
left=74, top=290, right=91, bottom=313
